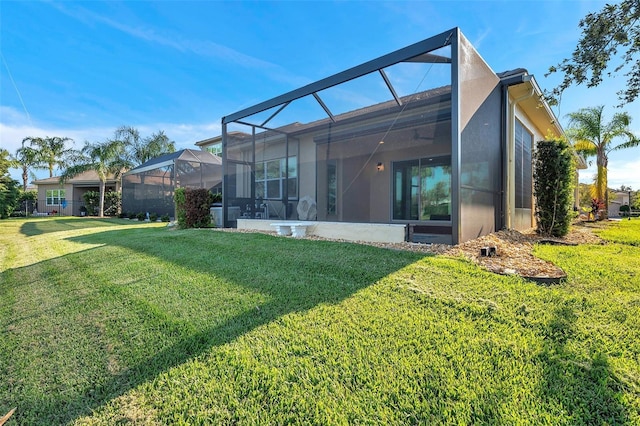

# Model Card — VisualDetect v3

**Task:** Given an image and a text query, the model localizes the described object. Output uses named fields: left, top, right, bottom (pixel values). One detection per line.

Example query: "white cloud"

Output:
left=579, top=151, right=640, bottom=192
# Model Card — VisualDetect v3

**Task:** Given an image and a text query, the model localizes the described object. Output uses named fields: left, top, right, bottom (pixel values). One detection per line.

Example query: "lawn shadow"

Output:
left=5, top=227, right=427, bottom=424
left=19, top=217, right=138, bottom=237
left=538, top=301, right=629, bottom=423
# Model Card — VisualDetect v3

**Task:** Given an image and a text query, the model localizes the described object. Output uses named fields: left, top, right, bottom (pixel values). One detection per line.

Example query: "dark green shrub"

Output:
left=174, top=187, right=187, bottom=228
left=0, top=176, right=20, bottom=219
left=161, top=213, right=170, bottom=222
left=119, top=211, right=128, bottom=219
left=136, top=212, right=146, bottom=221
left=149, top=213, right=158, bottom=222
left=533, top=139, right=575, bottom=237
left=128, top=211, right=137, bottom=220
left=104, top=191, right=121, bottom=216
left=82, top=191, right=100, bottom=216
left=185, top=188, right=213, bottom=228
left=174, top=188, right=213, bottom=229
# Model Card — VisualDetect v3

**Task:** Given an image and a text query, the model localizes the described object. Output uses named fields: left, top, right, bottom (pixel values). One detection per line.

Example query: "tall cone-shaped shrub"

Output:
left=533, top=139, right=575, bottom=237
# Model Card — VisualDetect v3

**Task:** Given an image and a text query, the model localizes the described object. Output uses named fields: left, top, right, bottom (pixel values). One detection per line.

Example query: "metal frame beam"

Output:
left=312, top=93, right=335, bottom=122
left=222, top=28, right=456, bottom=125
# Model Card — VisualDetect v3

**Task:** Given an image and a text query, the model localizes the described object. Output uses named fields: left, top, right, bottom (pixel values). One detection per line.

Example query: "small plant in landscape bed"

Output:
left=128, top=211, right=137, bottom=220
left=149, top=213, right=158, bottom=222
left=161, top=213, right=170, bottom=222
left=136, top=212, right=146, bottom=221
left=533, top=138, right=574, bottom=237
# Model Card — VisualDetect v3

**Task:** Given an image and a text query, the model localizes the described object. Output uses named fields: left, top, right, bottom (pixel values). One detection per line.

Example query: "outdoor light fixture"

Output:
left=377, top=162, right=384, bottom=172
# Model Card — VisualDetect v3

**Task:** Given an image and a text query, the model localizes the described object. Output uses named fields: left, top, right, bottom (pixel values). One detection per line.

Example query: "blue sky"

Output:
left=1, top=0, right=638, bottom=190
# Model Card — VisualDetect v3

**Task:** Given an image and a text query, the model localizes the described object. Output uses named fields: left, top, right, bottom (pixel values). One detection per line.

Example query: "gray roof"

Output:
left=124, top=149, right=221, bottom=176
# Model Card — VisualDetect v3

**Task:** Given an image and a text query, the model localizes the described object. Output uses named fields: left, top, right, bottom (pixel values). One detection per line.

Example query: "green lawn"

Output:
left=1, top=217, right=639, bottom=425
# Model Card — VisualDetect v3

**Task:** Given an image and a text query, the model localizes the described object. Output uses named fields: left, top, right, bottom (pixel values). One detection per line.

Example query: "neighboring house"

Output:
left=121, top=148, right=222, bottom=218
left=609, top=191, right=631, bottom=218
left=32, top=171, right=120, bottom=216
left=201, top=27, right=577, bottom=245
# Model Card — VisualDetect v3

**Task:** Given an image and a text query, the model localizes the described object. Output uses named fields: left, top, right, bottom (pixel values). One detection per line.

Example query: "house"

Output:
left=609, top=191, right=632, bottom=218
left=32, top=170, right=120, bottom=216
left=121, top=148, right=222, bottom=218
left=203, top=28, right=575, bottom=245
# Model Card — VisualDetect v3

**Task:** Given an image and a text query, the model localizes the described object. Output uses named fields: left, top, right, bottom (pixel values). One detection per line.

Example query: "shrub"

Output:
left=82, top=191, right=100, bottom=216
left=0, top=176, right=20, bottom=219
left=174, top=188, right=187, bottom=228
left=104, top=191, right=121, bottom=216
left=161, top=213, right=170, bottom=222
left=128, top=212, right=137, bottom=220
left=533, top=139, right=575, bottom=237
left=175, top=188, right=213, bottom=229
left=119, top=211, right=128, bottom=219
left=149, top=213, right=158, bottom=222
left=136, top=212, right=146, bottom=221
left=185, top=188, right=213, bottom=228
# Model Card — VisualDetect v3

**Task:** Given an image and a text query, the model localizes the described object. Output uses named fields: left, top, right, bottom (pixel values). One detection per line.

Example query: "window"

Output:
left=46, top=189, right=66, bottom=206
left=206, top=143, right=222, bottom=156
left=515, top=120, right=533, bottom=209
left=255, top=156, right=297, bottom=200
left=327, top=161, right=337, bottom=215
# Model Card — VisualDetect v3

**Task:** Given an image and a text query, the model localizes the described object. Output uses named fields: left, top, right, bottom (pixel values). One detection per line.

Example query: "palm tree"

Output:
left=25, top=136, right=75, bottom=177
left=13, top=140, right=41, bottom=191
left=567, top=105, right=639, bottom=212
left=115, top=126, right=175, bottom=166
left=60, top=139, right=132, bottom=217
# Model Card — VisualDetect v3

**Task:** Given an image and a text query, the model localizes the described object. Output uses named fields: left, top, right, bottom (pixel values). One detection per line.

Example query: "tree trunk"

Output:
left=596, top=149, right=608, bottom=212
left=21, top=166, right=28, bottom=192
left=99, top=180, right=106, bottom=218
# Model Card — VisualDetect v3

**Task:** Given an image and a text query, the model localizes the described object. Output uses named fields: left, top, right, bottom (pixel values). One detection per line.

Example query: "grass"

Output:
left=1, top=217, right=639, bottom=424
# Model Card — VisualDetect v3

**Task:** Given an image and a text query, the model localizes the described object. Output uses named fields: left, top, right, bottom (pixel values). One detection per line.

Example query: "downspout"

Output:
left=505, top=86, right=534, bottom=229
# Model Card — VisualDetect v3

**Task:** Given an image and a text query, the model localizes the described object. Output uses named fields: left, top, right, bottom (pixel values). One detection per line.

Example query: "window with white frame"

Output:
left=206, top=143, right=222, bottom=156
left=255, top=156, right=297, bottom=200
left=46, top=189, right=66, bottom=206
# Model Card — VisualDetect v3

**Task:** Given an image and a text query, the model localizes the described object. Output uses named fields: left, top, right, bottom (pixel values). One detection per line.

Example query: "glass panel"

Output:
left=266, top=180, right=280, bottom=199
left=266, top=160, right=280, bottom=179
left=515, top=120, right=533, bottom=209
left=287, top=157, right=297, bottom=177
left=393, top=161, right=419, bottom=220
left=255, top=162, right=265, bottom=180
left=256, top=181, right=265, bottom=198
left=287, top=178, right=297, bottom=198
left=420, top=162, right=451, bottom=221
left=327, top=163, right=337, bottom=215
left=393, top=158, right=450, bottom=221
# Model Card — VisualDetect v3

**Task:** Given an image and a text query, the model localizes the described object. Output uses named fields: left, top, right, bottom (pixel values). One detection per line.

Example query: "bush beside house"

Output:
left=533, top=139, right=575, bottom=237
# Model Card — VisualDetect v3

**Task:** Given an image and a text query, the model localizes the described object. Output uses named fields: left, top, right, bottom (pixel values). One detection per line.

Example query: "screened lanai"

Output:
left=221, top=27, right=557, bottom=244
left=122, top=149, right=222, bottom=217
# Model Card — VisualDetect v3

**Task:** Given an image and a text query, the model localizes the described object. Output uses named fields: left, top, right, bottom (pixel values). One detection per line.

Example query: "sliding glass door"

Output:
left=393, top=156, right=451, bottom=221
